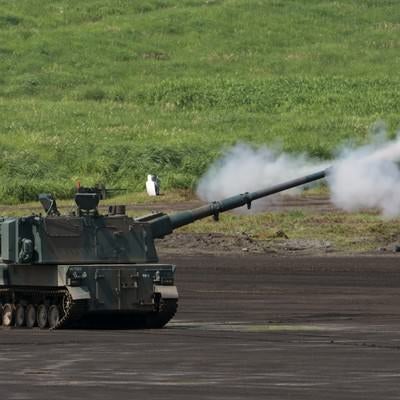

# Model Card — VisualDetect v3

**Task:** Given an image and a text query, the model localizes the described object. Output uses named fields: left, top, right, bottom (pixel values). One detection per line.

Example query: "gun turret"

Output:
left=143, top=169, right=329, bottom=239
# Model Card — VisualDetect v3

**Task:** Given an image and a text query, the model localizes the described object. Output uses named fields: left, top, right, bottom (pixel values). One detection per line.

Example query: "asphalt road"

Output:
left=1, top=255, right=400, bottom=400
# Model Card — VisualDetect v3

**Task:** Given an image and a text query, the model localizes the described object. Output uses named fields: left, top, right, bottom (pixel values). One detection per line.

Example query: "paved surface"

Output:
left=1, top=255, right=400, bottom=399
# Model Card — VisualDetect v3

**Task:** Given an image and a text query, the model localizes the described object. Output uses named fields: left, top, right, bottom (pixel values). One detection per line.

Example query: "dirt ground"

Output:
left=156, top=231, right=335, bottom=256
left=1, top=255, right=400, bottom=400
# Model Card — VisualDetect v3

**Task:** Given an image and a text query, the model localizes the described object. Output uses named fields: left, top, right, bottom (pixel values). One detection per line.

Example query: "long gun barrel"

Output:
left=146, top=169, right=329, bottom=239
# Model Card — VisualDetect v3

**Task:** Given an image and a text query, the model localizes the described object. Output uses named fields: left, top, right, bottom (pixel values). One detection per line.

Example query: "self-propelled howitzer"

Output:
left=0, top=169, right=327, bottom=330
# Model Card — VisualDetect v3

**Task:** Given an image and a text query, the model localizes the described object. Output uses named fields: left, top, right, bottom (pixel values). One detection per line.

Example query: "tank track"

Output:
left=0, top=288, right=177, bottom=330
left=0, top=287, right=88, bottom=330
left=55, top=294, right=88, bottom=330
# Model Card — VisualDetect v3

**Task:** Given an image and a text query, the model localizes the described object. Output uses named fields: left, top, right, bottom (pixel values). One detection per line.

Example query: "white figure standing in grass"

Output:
left=146, top=174, right=160, bottom=196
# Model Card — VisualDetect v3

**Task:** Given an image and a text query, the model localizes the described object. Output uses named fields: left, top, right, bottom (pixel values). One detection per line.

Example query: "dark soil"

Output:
left=156, top=232, right=334, bottom=256
left=2, top=255, right=400, bottom=400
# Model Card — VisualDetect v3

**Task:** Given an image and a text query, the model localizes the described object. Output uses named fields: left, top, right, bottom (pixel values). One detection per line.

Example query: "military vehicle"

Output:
left=0, top=170, right=327, bottom=329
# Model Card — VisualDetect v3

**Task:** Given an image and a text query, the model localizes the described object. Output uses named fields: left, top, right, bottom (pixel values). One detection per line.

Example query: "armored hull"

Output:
left=0, top=262, right=178, bottom=329
left=0, top=207, right=178, bottom=329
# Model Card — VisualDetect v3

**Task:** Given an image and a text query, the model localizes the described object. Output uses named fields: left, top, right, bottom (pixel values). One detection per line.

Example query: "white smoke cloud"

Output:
left=329, top=134, right=400, bottom=217
left=196, top=133, right=400, bottom=217
left=196, top=143, right=327, bottom=206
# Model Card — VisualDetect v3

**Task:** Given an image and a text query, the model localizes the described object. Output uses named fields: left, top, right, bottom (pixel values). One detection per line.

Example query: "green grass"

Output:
left=1, top=0, right=400, bottom=201
left=0, top=189, right=192, bottom=214
left=177, top=208, right=400, bottom=253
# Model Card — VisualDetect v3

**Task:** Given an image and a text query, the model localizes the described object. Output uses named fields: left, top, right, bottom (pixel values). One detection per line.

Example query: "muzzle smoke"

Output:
left=197, top=133, right=400, bottom=217
left=329, top=134, right=400, bottom=217
left=196, top=144, right=327, bottom=204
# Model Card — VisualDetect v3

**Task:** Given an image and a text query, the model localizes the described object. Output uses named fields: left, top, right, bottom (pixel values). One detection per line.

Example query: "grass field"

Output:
left=1, top=0, right=400, bottom=202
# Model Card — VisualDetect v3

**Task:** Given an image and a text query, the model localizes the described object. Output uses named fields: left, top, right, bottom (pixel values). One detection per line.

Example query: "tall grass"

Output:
left=0, top=0, right=399, bottom=201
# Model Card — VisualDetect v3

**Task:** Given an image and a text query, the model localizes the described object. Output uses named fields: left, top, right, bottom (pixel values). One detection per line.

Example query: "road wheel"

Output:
left=62, top=293, right=72, bottom=315
left=48, top=305, right=60, bottom=329
left=15, top=304, right=26, bottom=327
left=37, top=305, right=48, bottom=329
left=2, top=303, right=15, bottom=327
left=26, top=305, right=36, bottom=328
